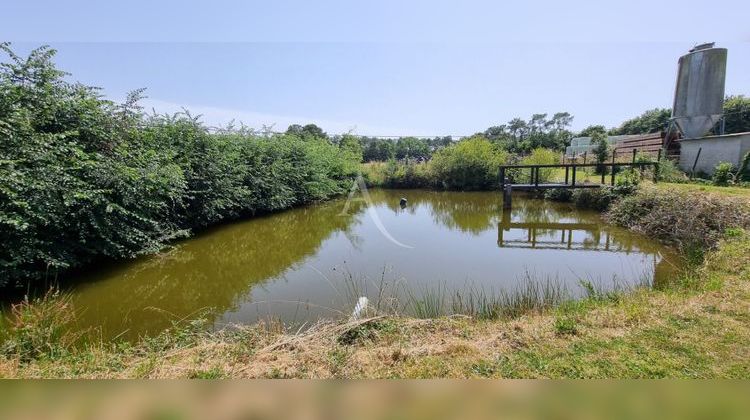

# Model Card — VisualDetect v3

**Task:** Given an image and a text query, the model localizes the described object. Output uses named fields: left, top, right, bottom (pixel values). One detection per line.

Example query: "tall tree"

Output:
left=577, top=125, right=607, bottom=138
left=395, top=137, right=430, bottom=160
left=286, top=123, right=327, bottom=140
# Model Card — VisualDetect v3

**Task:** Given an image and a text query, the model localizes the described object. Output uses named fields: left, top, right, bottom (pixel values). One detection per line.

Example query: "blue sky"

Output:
left=3, top=1, right=749, bottom=135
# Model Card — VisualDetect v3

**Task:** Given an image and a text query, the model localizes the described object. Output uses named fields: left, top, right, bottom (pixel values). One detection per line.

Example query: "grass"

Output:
left=657, top=182, right=750, bottom=199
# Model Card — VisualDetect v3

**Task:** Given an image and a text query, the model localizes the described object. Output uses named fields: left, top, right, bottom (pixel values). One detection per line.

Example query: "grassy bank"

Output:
left=2, top=184, right=749, bottom=378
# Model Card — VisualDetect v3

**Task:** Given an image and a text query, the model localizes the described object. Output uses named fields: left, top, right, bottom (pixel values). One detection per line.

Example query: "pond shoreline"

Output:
left=4, top=187, right=679, bottom=341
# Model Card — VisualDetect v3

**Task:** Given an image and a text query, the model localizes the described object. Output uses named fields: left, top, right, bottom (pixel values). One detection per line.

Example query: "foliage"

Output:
left=482, top=112, right=573, bottom=153
left=591, top=132, right=609, bottom=164
left=607, top=96, right=749, bottom=137
left=395, top=137, right=431, bottom=160
left=338, top=134, right=363, bottom=163
left=712, top=162, right=735, bottom=186
left=577, top=125, right=607, bottom=138
left=360, top=160, right=433, bottom=189
left=286, top=123, right=327, bottom=140
left=592, top=131, right=610, bottom=174
left=610, top=108, right=671, bottom=135
left=615, top=168, right=641, bottom=193
left=431, top=136, right=508, bottom=190
left=571, top=187, right=616, bottom=211
left=520, top=148, right=559, bottom=183
left=607, top=187, right=750, bottom=252
left=0, top=44, right=359, bottom=287
left=544, top=188, right=572, bottom=202
left=362, top=139, right=395, bottom=162
left=382, top=159, right=433, bottom=188
left=0, top=291, right=77, bottom=362
left=739, top=152, right=750, bottom=182
left=361, top=136, right=451, bottom=162
left=721, top=95, right=750, bottom=135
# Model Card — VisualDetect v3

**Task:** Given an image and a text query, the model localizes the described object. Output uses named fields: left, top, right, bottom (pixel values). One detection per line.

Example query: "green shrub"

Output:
left=712, top=162, right=735, bottom=186
left=571, top=187, right=616, bottom=211
left=553, top=316, right=578, bottom=336
left=656, top=159, right=688, bottom=183
left=613, top=167, right=641, bottom=196
left=520, top=148, right=559, bottom=183
left=738, top=152, right=750, bottom=182
left=431, top=136, right=508, bottom=190
left=544, top=188, right=573, bottom=202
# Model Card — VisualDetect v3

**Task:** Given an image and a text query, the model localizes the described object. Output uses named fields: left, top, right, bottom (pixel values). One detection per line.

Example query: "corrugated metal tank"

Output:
left=672, top=44, right=727, bottom=138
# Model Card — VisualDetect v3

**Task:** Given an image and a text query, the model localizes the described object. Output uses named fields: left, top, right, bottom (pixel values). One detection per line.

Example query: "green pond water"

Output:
left=4, top=189, right=681, bottom=340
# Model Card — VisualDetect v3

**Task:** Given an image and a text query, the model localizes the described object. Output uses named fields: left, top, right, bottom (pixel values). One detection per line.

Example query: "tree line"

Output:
left=349, top=98, right=750, bottom=163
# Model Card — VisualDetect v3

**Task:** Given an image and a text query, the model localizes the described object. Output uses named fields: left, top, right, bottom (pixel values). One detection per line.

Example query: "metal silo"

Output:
left=672, top=43, right=727, bottom=138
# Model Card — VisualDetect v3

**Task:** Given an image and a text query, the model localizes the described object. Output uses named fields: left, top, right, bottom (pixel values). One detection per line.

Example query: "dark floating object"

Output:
left=400, top=197, right=408, bottom=207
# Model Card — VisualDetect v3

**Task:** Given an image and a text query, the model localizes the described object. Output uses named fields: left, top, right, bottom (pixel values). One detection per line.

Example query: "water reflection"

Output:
left=5, top=190, right=680, bottom=340
left=499, top=211, right=625, bottom=252
left=497, top=198, right=677, bottom=287
left=63, top=199, right=369, bottom=340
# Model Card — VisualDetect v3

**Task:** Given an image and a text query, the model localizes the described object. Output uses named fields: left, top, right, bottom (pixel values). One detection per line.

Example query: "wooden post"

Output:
left=657, top=148, right=662, bottom=162
left=632, top=148, right=637, bottom=164
left=565, top=166, right=569, bottom=185
left=610, top=151, right=616, bottom=186
left=690, top=148, right=702, bottom=180
left=572, top=165, right=577, bottom=186
left=534, top=167, right=539, bottom=187
left=503, top=183, right=512, bottom=209
left=499, top=167, right=505, bottom=188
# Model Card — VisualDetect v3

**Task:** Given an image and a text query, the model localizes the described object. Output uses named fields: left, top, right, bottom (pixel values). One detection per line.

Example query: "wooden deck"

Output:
left=499, top=161, right=660, bottom=190
left=507, top=183, right=602, bottom=190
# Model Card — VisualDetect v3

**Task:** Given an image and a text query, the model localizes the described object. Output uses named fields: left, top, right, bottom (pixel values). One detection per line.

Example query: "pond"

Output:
left=6, top=189, right=681, bottom=340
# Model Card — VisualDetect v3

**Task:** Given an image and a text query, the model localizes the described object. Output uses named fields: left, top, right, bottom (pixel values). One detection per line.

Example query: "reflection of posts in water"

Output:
left=498, top=219, right=625, bottom=252
left=498, top=209, right=511, bottom=244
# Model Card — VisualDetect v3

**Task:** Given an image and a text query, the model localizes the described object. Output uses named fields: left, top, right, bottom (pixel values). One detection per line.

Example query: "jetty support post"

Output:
left=503, top=181, right=512, bottom=210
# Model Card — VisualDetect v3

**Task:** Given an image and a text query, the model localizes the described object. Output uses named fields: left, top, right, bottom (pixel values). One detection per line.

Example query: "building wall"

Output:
left=678, top=132, right=750, bottom=175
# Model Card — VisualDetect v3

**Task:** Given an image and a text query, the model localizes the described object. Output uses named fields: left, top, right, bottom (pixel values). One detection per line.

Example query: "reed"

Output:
left=0, top=290, right=78, bottom=362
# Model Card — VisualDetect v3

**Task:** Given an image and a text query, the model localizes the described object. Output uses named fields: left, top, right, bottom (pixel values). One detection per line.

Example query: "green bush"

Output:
left=571, top=187, right=616, bottom=211
left=0, top=44, right=358, bottom=287
left=520, top=148, right=559, bottom=183
left=431, top=136, right=508, bottom=190
left=712, top=162, right=735, bottom=186
left=656, top=159, right=688, bottom=183
left=544, top=188, right=572, bottom=202
left=737, top=152, right=750, bottom=183
left=383, top=159, right=433, bottom=188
